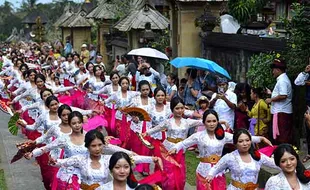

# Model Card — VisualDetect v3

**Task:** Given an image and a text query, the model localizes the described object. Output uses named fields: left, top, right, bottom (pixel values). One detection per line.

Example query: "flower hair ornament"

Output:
left=304, top=170, right=310, bottom=178
left=215, top=127, right=224, bottom=136
left=254, top=150, right=261, bottom=159
left=152, top=185, right=162, bottom=190
left=129, top=155, right=135, bottom=166
left=292, top=145, right=299, bottom=154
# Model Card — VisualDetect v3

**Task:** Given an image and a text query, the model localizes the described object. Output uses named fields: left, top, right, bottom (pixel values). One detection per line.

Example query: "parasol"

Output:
left=127, top=47, right=169, bottom=60
left=170, top=57, right=231, bottom=79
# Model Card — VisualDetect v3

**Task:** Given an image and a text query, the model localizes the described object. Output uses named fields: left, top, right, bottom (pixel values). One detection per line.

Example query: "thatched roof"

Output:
left=54, top=7, right=73, bottom=27
left=22, top=9, right=48, bottom=24
left=59, top=11, right=93, bottom=28
left=86, top=1, right=116, bottom=20
left=176, top=0, right=226, bottom=1
left=114, top=4, right=169, bottom=32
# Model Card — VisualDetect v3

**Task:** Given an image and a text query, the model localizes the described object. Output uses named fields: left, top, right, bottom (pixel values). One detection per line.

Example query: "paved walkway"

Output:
left=0, top=112, right=44, bottom=190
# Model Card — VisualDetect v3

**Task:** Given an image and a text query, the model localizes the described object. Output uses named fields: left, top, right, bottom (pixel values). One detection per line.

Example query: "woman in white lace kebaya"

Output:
left=27, top=111, right=133, bottom=189
left=265, top=144, right=310, bottom=190
left=142, top=97, right=203, bottom=190
left=84, top=65, right=109, bottom=114
left=130, top=80, right=154, bottom=175
left=92, top=71, right=120, bottom=135
left=30, top=104, right=73, bottom=157
left=148, top=87, right=172, bottom=145
left=101, top=151, right=148, bottom=190
left=49, top=129, right=162, bottom=189
left=206, top=128, right=280, bottom=190
left=60, top=53, right=77, bottom=86
left=169, top=109, right=272, bottom=190
left=20, top=95, right=61, bottom=190
left=104, top=76, right=140, bottom=148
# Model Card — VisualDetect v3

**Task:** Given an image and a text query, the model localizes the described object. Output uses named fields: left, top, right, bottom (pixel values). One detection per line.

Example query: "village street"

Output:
left=0, top=112, right=44, bottom=190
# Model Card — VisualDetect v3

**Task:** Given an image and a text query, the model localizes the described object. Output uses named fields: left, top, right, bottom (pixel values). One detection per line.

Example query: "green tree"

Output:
left=19, top=0, right=38, bottom=13
left=283, top=3, right=310, bottom=78
left=247, top=2, right=310, bottom=87
left=228, top=0, right=268, bottom=24
left=0, top=1, right=22, bottom=41
left=247, top=52, right=277, bottom=89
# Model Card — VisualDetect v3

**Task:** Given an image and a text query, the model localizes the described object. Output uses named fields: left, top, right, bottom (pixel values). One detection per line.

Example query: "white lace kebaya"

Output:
left=173, top=131, right=262, bottom=178
left=265, top=172, right=310, bottom=190
left=53, top=153, right=155, bottom=189
left=208, top=150, right=280, bottom=190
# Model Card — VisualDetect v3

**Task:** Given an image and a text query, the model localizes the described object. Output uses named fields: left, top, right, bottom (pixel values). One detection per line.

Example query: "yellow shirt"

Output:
left=80, top=50, right=90, bottom=63
left=248, top=99, right=271, bottom=135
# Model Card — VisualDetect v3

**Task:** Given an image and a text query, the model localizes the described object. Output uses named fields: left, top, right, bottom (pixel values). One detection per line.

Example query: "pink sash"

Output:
left=272, top=113, right=280, bottom=139
left=110, top=104, right=116, bottom=134
left=120, top=114, right=127, bottom=143
left=51, top=149, right=64, bottom=190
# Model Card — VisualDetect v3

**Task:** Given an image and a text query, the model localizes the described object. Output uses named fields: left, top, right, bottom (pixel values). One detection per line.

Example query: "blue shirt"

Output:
left=184, top=81, right=200, bottom=105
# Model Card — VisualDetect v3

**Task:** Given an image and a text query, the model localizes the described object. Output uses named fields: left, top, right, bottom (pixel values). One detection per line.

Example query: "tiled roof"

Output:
left=114, top=4, right=169, bottom=31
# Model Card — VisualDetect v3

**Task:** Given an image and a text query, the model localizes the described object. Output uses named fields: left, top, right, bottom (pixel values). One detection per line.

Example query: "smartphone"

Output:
left=218, top=87, right=225, bottom=94
left=116, top=55, right=119, bottom=60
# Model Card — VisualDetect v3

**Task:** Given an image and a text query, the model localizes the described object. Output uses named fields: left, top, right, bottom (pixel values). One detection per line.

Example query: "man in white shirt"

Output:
left=265, top=59, right=293, bottom=144
left=294, top=58, right=310, bottom=162
left=210, top=78, right=237, bottom=129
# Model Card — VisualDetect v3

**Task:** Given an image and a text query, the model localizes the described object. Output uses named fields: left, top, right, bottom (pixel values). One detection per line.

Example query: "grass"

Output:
left=185, top=151, right=233, bottom=187
left=185, top=151, right=200, bottom=186
left=0, top=156, right=8, bottom=190
left=0, top=169, right=7, bottom=190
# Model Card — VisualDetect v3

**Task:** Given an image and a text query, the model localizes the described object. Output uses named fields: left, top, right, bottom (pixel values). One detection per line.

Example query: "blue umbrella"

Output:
left=170, top=57, right=231, bottom=79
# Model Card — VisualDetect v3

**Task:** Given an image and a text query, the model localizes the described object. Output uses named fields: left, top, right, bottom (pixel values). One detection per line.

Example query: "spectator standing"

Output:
left=210, top=77, right=237, bottom=129
left=95, top=55, right=106, bottom=72
left=136, top=62, right=159, bottom=91
left=80, top=44, right=90, bottom=64
left=265, top=59, right=293, bottom=144
left=89, top=44, right=96, bottom=63
left=64, top=40, right=72, bottom=56
left=295, top=58, right=310, bottom=162
left=183, top=68, right=200, bottom=110
left=113, top=55, right=126, bottom=76
left=234, top=83, right=253, bottom=130
left=125, top=55, right=137, bottom=77
left=247, top=87, right=271, bottom=137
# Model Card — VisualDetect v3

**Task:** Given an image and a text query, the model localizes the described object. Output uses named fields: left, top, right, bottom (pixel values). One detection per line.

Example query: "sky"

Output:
left=0, top=0, right=82, bottom=8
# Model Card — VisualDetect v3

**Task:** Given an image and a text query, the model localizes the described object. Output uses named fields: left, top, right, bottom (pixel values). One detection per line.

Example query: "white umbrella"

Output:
left=127, top=47, right=169, bottom=60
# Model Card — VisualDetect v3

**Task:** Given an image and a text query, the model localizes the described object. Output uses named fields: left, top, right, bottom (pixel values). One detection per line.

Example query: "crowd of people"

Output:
left=0, top=41, right=309, bottom=190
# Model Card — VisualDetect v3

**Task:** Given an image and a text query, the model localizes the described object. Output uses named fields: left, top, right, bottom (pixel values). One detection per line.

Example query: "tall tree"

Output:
left=0, top=1, right=22, bottom=41
left=19, top=0, right=38, bottom=13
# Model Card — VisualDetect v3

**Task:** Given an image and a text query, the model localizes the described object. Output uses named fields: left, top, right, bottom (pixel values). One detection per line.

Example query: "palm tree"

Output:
left=19, top=0, right=38, bottom=13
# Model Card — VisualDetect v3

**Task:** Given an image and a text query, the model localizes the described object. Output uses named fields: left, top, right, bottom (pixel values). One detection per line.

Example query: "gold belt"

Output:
left=80, top=183, right=100, bottom=190
left=199, top=154, right=220, bottom=164
left=167, top=137, right=184, bottom=143
left=231, top=180, right=259, bottom=190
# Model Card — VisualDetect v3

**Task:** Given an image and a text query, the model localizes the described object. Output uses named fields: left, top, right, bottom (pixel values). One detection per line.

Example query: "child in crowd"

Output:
left=166, top=73, right=178, bottom=102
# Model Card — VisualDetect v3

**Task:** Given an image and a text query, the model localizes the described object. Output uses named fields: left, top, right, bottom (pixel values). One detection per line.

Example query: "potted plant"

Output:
left=195, top=8, right=217, bottom=32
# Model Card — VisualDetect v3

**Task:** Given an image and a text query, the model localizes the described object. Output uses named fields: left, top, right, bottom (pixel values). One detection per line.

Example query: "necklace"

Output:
left=288, top=179, right=299, bottom=190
